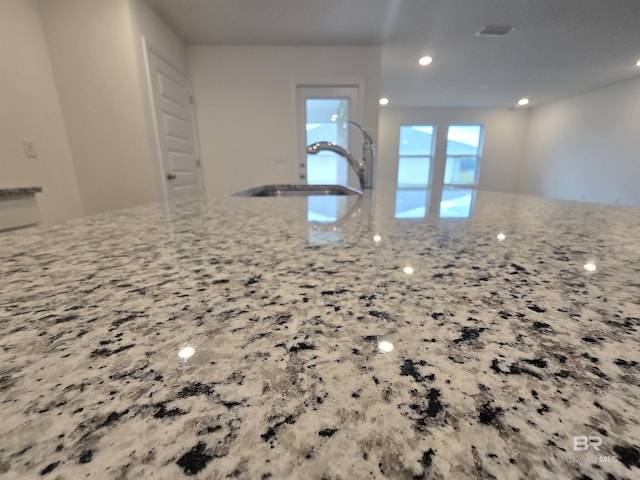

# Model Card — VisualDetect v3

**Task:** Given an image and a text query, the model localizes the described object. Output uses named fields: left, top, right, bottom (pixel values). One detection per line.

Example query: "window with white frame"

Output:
left=395, top=125, right=434, bottom=218
left=444, top=125, right=483, bottom=186
left=439, top=124, right=483, bottom=218
left=394, top=123, right=484, bottom=218
left=397, top=125, right=435, bottom=187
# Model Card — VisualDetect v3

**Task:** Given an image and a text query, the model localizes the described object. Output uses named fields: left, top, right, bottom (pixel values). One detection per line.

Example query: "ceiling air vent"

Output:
left=476, top=25, right=515, bottom=37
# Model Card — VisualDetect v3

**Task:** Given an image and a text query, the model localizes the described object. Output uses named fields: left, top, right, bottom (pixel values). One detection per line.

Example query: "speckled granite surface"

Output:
left=0, top=187, right=42, bottom=197
left=0, top=188, right=639, bottom=479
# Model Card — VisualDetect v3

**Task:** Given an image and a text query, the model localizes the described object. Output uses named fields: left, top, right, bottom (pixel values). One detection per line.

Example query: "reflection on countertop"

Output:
left=1, top=186, right=639, bottom=479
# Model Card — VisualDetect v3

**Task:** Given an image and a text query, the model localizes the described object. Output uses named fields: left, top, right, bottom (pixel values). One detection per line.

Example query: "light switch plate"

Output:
left=273, top=153, right=288, bottom=164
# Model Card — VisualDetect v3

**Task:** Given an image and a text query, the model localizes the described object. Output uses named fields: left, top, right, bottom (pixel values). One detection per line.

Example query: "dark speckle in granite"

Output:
left=177, top=382, right=217, bottom=398
left=78, top=449, right=93, bottom=464
left=532, top=321, right=553, bottom=331
left=614, top=358, right=639, bottom=368
left=612, top=445, right=640, bottom=469
left=526, top=304, right=547, bottom=313
left=197, top=424, right=222, bottom=436
left=521, top=357, right=548, bottom=368
left=453, top=326, right=487, bottom=343
left=490, top=358, right=544, bottom=379
left=368, top=310, right=396, bottom=322
left=244, top=275, right=262, bottom=286
left=97, top=409, right=130, bottom=429
left=582, top=352, right=600, bottom=363
left=110, top=314, right=143, bottom=329
left=421, top=448, right=436, bottom=467
left=478, top=401, right=504, bottom=426
left=90, top=344, right=135, bottom=357
left=321, top=288, right=350, bottom=295
left=39, top=461, right=59, bottom=475
left=153, top=402, right=188, bottom=419
left=536, top=404, right=550, bottom=415
left=176, top=442, right=213, bottom=475
left=288, top=342, right=316, bottom=352
left=408, top=388, right=444, bottom=428
left=261, top=415, right=297, bottom=442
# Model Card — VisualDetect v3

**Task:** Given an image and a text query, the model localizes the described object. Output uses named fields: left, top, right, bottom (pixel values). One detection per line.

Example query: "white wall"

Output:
left=188, top=46, right=381, bottom=197
left=40, top=0, right=158, bottom=215
left=129, top=0, right=188, bottom=75
left=377, top=107, right=530, bottom=192
left=520, top=76, right=640, bottom=207
left=0, top=0, right=84, bottom=224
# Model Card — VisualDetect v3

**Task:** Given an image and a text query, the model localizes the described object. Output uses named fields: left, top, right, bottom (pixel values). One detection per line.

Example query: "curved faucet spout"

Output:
left=346, top=121, right=375, bottom=188
left=306, top=142, right=365, bottom=190
left=346, top=120, right=374, bottom=147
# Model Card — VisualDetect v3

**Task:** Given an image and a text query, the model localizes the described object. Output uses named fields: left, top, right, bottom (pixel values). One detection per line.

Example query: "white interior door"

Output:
left=146, top=47, right=203, bottom=202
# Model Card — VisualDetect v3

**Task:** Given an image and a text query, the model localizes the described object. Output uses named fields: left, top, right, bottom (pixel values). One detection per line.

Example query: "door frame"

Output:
left=141, top=38, right=205, bottom=204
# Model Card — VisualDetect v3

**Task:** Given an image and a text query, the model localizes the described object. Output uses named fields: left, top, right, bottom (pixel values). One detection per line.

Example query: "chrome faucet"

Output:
left=346, top=120, right=375, bottom=188
left=305, top=120, right=375, bottom=190
left=306, top=142, right=365, bottom=190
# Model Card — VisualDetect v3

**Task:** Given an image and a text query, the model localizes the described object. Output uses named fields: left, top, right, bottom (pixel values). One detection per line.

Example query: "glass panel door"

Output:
left=296, top=86, right=360, bottom=188
left=305, top=98, right=349, bottom=185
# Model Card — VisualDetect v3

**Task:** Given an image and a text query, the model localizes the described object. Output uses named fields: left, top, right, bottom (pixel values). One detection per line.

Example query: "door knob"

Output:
left=166, top=173, right=176, bottom=180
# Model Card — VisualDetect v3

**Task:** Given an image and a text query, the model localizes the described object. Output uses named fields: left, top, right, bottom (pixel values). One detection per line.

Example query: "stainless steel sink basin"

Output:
left=233, top=184, right=362, bottom=197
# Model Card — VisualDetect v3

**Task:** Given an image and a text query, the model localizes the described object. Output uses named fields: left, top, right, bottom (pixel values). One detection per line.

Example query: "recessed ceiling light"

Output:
left=379, top=97, right=390, bottom=106
left=418, top=56, right=433, bottom=66
left=636, top=59, right=640, bottom=67
left=378, top=341, right=394, bottom=353
left=517, top=98, right=529, bottom=106
left=403, top=266, right=414, bottom=275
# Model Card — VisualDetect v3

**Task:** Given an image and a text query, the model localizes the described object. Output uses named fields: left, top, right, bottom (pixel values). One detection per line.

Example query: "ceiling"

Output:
left=144, top=0, right=640, bottom=108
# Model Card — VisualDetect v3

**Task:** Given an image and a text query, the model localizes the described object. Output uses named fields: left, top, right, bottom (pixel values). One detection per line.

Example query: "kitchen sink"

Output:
left=233, top=184, right=362, bottom=197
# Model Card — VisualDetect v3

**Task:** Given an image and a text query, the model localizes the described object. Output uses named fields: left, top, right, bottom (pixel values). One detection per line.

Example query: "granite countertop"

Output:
left=0, top=186, right=42, bottom=197
left=0, top=187, right=639, bottom=479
